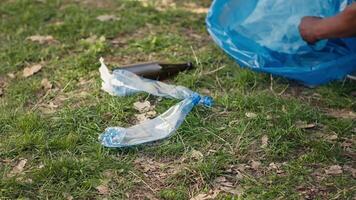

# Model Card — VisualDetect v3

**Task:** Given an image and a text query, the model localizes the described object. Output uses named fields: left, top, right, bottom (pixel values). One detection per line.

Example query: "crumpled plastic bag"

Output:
left=206, top=0, right=356, bottom=86
left=98, top=58, right=213, bottom=148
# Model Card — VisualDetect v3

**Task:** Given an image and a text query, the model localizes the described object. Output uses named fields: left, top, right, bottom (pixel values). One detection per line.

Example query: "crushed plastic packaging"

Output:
left=98, top=58, right=213, bottom=148
left=206, top=0, right=356, bottom=86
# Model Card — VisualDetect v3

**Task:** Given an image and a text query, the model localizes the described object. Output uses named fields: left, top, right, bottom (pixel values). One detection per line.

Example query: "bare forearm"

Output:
left=316, top=4, right=356, bottom=39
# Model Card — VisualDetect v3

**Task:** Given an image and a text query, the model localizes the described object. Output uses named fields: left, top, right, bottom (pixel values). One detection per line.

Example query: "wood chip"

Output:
left=23, top=64, right=42, bottom=78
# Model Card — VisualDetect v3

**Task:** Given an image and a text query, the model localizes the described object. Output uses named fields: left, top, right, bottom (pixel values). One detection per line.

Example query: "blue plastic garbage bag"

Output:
left=98, top=58, right=213, bottom=148
left=206, top=0, right=356, bottom=86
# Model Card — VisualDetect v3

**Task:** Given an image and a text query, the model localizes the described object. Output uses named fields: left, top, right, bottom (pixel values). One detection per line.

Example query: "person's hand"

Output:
left=299, top=16, right=323, bottom=44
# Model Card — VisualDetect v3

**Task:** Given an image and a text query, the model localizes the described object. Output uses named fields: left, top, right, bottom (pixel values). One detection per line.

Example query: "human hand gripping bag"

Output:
left=206, top=0, right=356, bottom=86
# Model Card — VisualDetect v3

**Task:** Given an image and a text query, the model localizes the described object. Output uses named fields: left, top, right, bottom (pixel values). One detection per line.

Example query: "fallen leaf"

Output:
left=96, top=185, right=109, bottom=195
left=145, top=110, right=156, bottom=118
left=134, top=101, right=153, bottom=113
left=190, top=189, right=220, bottom=200
left=295, top=121, right=316, bottom=129
left=8, top=159, right=27, bottom=177
left=261, top=135, right=268, bottom=148
left=82, top=35, right=106, bottom=44
left=325, top=165, right=343, bottom=175
left=96, top=14, right=118, bottom=21
left=26, top=35, right=57, bottom=44
left=245, top=112, right=257, bottom=118
left=7, top=73, right=15, bottom=79
left=268, top=162, right=284, bottom=174
left=63, top=193, right=73, bottom=200
left=341, top=140, right=353, bottom=148
left=326, top=134, right=338, bottom=141
left=134, top=113, right=149, bottom=123
left=23, top=64, right=42, bottom=78
left=250, top=160, right=261, bottom=170
left=191, top=149, right=204, bottom=160
left=41, top=78, right=52, bottom=90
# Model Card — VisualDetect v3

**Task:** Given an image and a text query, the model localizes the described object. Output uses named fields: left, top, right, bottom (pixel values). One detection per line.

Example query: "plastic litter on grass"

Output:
left=98, top=58, right=213, bottom=148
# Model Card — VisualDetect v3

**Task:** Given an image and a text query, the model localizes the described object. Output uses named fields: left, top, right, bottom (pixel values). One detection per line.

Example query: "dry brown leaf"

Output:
left=326, top=134, right=338, bottom=141
left=41, top=78, right=53, bottom=90
left=7, top=73, right=15, bottom=79
left=134, top=101, right=153, bottom=113
left=325, top=165, right=343, bottom=175
left=133, top=101, right=156, bottom=123
left=96, top=15, right=118, bottom=21
left=190, top=189, right=220, bottom=200
left=67, top=195, right=73, bottom=200
left=245, top=112, right=257, bottom=118
left=26, top=35, right=57, bottom=44
left=145, top=110, right=157, bottom=118
left=23, top=64, right=42, bottom=78
left=82, top=35, right=106, bottom=44
left=96, top=184, right=109, bottom=195
left=268, top=162, right=284, bottom=174
left=134, top=113, right=149, bottom=123
left=295, top=121, right=316, bottom=129
left=8, top=159, right=27, bottom=177
left=261, top=135, right=268, bottom=148
left=191, top=149, right=204, bottom=160
left=250, top=160, right=261, bottom=170
left=341, top=140, right=353, bottom=148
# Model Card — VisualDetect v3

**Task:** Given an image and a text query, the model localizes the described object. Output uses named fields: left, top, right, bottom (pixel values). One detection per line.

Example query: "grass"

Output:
left=0, top=0, right=355, bottom=199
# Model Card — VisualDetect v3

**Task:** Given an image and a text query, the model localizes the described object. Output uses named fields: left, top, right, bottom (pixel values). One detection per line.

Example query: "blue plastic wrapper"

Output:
left=206, top=0, right=356, bottom=86
left=98, top=58, right=213, bottom=148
